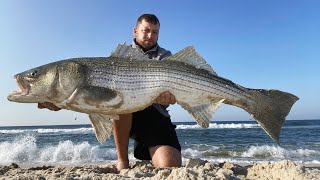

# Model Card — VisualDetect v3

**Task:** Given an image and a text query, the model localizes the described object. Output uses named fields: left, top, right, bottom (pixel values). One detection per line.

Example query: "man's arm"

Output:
left=113, top=113, right=132, bottom=171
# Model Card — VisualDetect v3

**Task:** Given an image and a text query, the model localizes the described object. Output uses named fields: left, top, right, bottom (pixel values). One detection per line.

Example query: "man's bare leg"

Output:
left=113, top=113, right=132, bottom=171
left=149, top=145, right=182, bottom=167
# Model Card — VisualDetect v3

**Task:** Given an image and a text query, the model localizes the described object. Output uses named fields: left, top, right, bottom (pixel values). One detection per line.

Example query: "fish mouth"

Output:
left=10, top=75, right=30, bottom=96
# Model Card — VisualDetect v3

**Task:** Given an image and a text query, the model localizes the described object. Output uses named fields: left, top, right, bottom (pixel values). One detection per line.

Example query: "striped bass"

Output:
left=7, top=44, right=298, bottom=144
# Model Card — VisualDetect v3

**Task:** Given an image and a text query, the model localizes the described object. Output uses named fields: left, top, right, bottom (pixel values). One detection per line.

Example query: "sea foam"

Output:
left=180, top=144, right=320, bottom=165
left=176, top=123, right=259, bottom=129
left=0, top=127, right=93, bottom=134
left=241, top=145, right=320, bottom=159
left=0, top=134, right=117, bottom=165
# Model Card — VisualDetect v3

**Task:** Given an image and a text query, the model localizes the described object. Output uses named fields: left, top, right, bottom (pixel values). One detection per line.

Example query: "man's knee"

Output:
left=149, top=145, right=182, bottom=167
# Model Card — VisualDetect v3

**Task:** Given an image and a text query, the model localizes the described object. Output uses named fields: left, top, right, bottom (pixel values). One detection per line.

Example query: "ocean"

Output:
left=0, top=120, right=319, bottom=166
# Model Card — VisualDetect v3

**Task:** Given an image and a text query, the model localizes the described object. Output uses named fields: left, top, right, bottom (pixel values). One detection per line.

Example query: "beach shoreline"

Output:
left=1, top=159, right=319, bottom=180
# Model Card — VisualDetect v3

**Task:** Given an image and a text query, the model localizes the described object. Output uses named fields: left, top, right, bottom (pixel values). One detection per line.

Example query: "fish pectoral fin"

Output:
left=78, top=86, right=123, bottom=108
left=89, top=113, right=118, bottom=144
left=181, top=99, right=225, bottom=128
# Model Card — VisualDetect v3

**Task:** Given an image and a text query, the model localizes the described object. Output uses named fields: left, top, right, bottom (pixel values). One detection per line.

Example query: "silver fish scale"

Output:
left=76, top=57, right=252, bottom=105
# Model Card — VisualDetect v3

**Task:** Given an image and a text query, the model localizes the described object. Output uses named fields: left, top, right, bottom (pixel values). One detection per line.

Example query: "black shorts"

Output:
left=130, top=105, right=181, bottom=160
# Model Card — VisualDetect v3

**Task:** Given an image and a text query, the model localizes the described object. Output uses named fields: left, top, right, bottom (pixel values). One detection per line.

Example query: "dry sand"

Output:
left=1, top=159, right=319, bottom=180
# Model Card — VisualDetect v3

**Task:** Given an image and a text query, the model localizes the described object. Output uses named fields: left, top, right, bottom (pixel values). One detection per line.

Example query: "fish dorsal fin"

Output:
left=181, top=98, right=225, bottom=128
left=110, top=43, right=150, bottom=61
left=89, top=113, right=119, bottom=144
left=166, top=46, right=217, bottom=75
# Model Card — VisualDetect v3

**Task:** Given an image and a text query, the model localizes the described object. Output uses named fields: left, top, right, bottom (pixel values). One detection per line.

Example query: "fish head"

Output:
left=8, top=60, right=85, bottom=104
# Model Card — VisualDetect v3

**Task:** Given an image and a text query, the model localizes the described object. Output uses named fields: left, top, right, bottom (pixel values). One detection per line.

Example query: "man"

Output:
left=38, top=14, right=182, bottom=171
left=113, top=14, right=182, bottom=171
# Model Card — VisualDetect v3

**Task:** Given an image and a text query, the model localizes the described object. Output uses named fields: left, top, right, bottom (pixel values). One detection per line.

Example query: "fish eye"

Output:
left=30, top=70, right=38, bottom=77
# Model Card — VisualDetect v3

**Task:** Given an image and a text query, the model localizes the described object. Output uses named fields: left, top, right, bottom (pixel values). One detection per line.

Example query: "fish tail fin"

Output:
left=247, top=89, right=299, bottom=144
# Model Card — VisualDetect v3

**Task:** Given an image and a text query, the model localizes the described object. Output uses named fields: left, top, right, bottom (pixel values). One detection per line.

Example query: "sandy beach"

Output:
left=1, top=159, right=319, bottom=180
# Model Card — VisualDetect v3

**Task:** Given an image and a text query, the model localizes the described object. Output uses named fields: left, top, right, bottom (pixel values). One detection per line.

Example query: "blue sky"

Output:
left=0, top=0, right=319, bottom=126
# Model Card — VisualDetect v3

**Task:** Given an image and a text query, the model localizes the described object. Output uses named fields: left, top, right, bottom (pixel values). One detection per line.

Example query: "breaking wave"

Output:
left=0, top=127, right=93, bottom=134
left=181, top=144, right=320, bottom=164
left=0, top=134, right=117, bottom=165
left=1, top=120, right=319, bottom=166
left=0, top=123, right=260, bottom=134
left=241, top=145, right=320, bottom=159
left=176, top=123, right=259, bottom=129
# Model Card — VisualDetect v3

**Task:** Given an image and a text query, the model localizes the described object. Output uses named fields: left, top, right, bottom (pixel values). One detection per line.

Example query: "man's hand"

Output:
left=38, top=102, right=61, bottom=111
left=155, top=91, right=176, bottom=105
